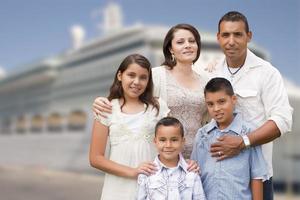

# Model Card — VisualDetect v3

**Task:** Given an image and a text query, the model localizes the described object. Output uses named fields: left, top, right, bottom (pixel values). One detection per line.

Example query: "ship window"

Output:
left=68, top=111, right=86, bottom=131
left=31, top=115, right=44, bottom=133
left=1, top=118, right=11, bottom=134
left=47, top=113, right=63, bottom=132
left=16, top=116, right=27, bottom=134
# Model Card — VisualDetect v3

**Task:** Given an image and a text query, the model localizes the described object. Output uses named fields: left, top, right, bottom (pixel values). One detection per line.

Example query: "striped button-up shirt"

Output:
left=136, top=154, right=206, bottom=200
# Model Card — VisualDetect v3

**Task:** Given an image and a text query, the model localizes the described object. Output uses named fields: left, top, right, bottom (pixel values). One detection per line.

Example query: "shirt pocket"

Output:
left=148, top=178, right=167, bottom=199
left=179, top=176, right=194, bottom=198
left=235, top=89, right=260, bottom=118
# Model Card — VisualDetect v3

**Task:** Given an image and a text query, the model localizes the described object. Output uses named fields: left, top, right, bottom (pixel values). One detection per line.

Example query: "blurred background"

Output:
left=0, top=0, right=299, bottom=199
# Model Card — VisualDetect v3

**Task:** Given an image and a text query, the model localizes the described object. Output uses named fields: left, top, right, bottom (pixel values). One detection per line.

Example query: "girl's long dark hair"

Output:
left=107, top=54, right=159, bottom=114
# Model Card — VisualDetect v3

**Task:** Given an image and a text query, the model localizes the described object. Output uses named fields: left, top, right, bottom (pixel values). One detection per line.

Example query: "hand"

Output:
left=92, top=97, right=112, bottom=118
left=204, top=60, right=218, bottom=72
left=210, top=134, right=244, bottom=161
left=135, top=162, right=157, bottom=177
left=186, top=159, right=200, bottom=174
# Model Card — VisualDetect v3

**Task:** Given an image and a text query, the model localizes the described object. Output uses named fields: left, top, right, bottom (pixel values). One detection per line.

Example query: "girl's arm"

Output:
left=89, top=120, right=156, bottom=179
left=251, top=179, right=263, bottom=200
left=89, top=120, right=137, bottom=179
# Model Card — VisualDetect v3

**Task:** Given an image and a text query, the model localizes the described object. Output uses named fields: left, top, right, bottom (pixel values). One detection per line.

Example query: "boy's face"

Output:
left=205, top=90, right=237, bottom=130
left=154, top=125, right=185, bottom=167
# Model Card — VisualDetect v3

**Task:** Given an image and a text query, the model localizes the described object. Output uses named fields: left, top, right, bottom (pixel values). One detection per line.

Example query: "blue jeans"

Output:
left=263, top=177, right=273, bottom=200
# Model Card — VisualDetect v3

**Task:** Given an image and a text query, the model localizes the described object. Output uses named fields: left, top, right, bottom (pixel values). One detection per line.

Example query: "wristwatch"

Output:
left=242, top=135, right=251, bottom=149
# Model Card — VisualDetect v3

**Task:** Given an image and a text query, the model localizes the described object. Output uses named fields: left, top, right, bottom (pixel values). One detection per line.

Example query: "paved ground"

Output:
left=0, top=166, right=103, bottom=200
left=1, top=165, right=299, bottom=200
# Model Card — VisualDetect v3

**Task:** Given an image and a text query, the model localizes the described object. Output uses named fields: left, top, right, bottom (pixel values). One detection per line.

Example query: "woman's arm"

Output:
left=92, top=97, right=112, bottom=117
left=251, top=179, right=263, bottom=200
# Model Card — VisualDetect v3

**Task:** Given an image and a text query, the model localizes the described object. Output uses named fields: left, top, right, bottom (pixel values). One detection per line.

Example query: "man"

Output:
left=205, top=11, right=293, bottom=200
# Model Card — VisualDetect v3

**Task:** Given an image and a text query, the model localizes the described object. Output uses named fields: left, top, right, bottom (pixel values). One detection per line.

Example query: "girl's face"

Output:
left=117, top=63, right=149, bottom=101
left=170, top=29, right=198, bottom=65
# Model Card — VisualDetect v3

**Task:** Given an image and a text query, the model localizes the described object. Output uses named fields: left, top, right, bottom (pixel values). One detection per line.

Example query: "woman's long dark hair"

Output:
left=108, top=54, right=159, bottom=114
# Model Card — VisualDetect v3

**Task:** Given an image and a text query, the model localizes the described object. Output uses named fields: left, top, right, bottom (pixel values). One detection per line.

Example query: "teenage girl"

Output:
left=89, top=54, right=169, bottom=200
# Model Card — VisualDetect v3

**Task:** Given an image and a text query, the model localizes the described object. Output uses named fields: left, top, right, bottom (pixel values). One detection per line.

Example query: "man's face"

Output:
left=217, top=20, right=252, bottom=67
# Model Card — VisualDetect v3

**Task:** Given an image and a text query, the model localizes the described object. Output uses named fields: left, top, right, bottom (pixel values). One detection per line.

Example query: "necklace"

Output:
left=227, top=65, right=243, bottom=80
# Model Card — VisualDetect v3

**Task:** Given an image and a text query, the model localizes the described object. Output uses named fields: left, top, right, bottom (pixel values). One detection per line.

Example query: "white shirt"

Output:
left=198, top=49, right=293, bottom=178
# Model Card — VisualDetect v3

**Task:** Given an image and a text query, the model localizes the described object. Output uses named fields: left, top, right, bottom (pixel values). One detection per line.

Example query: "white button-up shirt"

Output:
left=198, top=49, right=293, bottom=178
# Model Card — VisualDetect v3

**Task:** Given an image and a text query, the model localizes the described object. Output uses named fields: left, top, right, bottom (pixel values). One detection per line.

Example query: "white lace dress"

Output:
left=165, top=70, right=207, bottom=158
left=96, top=99, right=169, bottom=200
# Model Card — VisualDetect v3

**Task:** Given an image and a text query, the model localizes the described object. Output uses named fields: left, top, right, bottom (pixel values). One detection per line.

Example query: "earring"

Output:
left=171, top=53, right=175, bottom=62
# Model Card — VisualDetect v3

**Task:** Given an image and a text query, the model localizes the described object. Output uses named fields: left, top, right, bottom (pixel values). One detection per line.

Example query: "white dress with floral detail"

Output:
left=95, top=98, right=169, bottom=200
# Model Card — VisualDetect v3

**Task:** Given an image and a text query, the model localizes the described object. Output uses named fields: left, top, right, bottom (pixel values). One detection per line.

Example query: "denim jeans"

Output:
left=263, top=177, right=273, bottom=200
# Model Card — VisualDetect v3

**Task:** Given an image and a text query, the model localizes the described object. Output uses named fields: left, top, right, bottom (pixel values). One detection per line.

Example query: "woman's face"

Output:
left=170, top=29, right=198, bottom=65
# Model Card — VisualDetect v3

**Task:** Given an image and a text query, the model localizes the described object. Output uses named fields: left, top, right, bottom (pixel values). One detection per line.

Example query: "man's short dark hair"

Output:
left=155, top=117, right=184, bottom=137
left=204, top=77, right=234, bottom=96
left=218, top=11, right=250, bottom=33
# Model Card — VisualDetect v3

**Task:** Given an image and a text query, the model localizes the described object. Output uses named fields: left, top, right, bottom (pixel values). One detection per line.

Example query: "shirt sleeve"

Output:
left=136, top=174, right=148, bottom=200
left=190, top=129, right=201, bottom=161
left=152, top=67, right=162, bottom=99
left=192, top=173, right=206, bottom=200
left=158, top=98, right=170, bottom=118
left=250, top=145, right=269, bottom=181
left=94, top=111, right=112, bottom=126
left=261, top=66, right=293, bottom=135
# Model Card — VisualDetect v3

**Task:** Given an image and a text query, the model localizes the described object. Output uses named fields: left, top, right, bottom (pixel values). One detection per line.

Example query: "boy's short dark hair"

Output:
left=204, top=77, right=234, bottom=96
left=155, top=117, right=184, bottom=137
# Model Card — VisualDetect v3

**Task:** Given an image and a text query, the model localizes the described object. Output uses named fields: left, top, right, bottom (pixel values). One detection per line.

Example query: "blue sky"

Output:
left=1, top=0, right=299, bottom=84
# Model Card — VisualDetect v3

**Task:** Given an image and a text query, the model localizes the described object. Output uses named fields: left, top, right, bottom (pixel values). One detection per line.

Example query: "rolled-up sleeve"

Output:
left=261, top=67, right=293, bottom=135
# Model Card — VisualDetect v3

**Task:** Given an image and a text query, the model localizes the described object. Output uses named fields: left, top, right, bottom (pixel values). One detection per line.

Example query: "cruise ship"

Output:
left=0, top=2, right=299, bottom=193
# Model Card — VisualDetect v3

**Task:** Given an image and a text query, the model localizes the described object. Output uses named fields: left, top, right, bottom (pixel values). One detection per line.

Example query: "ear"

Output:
left=169, top=47, right=174, bottom=55
left=153, top=137, right=158, bottom=145
left=246, top=31, right=252, bottom=43
left=232, top=95, right=237, bottom=105
left=217, top=32, right=221, bottom=42
left=117, top=71, right=122, bottom=81
left=182, top=136, right=186, bottom=144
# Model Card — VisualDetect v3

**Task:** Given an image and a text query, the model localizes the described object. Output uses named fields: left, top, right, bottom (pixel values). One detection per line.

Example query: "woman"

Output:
left=93, top=24, right=208, bottom=158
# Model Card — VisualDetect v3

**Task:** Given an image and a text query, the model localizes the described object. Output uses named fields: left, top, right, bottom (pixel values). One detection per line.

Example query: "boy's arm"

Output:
left=192, top=174, right=206, bottom=200
left=136, top=175, right=148, bottom=200
left=251, top=179, right=263, bottom=200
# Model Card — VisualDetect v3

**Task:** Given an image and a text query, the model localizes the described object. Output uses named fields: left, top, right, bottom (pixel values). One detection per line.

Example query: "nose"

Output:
left=228, top=35, right=235, bottom=46
left=133, top=77, right=139, bottom=84
left=184, top=41, right=191, bottom=48
left=213, top=104, right=220, bottom=112
left=165, top=140, right=172, bottom=147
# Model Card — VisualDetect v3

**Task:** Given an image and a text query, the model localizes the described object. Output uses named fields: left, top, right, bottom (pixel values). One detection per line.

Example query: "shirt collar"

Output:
left=216, top=49, right=264, bottom=73
left=154, top=153, right=188, bottom=173
left=205, top=113, right=244, bottom=136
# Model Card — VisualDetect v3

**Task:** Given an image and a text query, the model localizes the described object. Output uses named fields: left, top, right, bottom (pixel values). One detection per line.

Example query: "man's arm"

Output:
left=248, top=120, right=280, bottom=146
left=210, top=120, right=281, bottom=160
left=210, top=66, right=292, bottom=160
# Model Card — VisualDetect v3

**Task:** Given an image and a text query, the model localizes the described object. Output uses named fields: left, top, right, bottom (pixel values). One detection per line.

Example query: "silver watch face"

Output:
left=242, top=135, right=250, bottom=148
